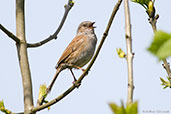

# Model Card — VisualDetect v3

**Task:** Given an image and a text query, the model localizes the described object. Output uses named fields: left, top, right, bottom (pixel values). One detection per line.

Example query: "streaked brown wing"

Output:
left=57, top=34, right=87, bottom=66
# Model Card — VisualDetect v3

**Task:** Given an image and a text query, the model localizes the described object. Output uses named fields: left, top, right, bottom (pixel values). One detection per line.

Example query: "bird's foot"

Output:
left=72, top=80, right=81, bottom=88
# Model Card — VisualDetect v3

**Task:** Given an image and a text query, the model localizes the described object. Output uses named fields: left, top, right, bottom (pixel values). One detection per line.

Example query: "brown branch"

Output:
left=148, top=14, right=159, bottom=32
left=31, top=0, right=123, bottom=112
left=149, top=15, right=171, bottom=82
left=0, top=24, right=20, bottom=43
left=27, top=0, right=74, bottom=48
left=16, top=0, right=34, bottom=114
left=162, top=59, right=171, bottom=79
left=124, top=0, right=134, bottom=104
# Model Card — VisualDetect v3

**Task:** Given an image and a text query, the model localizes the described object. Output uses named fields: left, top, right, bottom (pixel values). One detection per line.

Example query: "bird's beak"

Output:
left=91, top=22, right=96, bottom=28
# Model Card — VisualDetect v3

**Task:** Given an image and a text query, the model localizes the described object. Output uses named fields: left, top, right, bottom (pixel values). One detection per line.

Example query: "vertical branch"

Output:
left=124, top=0, right=134, bottom=103
left=16, top=0, right=34, bottom=114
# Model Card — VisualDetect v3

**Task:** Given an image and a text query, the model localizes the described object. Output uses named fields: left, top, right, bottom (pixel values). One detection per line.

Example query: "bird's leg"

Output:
left=67, top=63, right=85, bottom=71
left=69, top=69, right=77, bottom=82
left=73, top=65, right=85, bottom=72
left=69, top=69, right=81, bottom=88
left=66, top=63, right=85, bottom=71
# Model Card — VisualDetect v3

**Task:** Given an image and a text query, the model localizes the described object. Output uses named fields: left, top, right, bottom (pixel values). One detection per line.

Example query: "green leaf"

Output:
left=147, top=1, right=155, bottom=18
left=109, top=101, right=138, bottom=114
left=160, top=77, right=166, bottom=83
left=160, top=77, right=171, bottom=89
left=148, top=30, right=171, bottom=60
left=109, top=102, right=126, bottom=114
left=109, top=103, right=120, bottom=114
left=117, top=48, right=126, bottom=58
left=131, top=0, right=150, bottom=9
left=0, top=100, right=5, bottom=109
left=157, top=39, right=171, bottom=59
left=38, top=84, right=47, bottom=102
left=0, top=100, right=11, bottom=114
left=126, top=101, right=138, bottom=114
left=131, top=0, right=149, bottom=5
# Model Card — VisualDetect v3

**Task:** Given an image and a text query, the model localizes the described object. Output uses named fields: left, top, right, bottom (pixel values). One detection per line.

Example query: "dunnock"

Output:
left=47, top=21, right=97, bottom=92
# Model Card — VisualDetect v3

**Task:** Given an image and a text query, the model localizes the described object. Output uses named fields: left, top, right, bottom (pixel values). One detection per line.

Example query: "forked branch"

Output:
left=27, top=0, right=74, bottom=48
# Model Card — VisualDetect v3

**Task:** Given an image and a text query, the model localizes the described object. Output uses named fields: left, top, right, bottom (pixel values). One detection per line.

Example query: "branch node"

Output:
left=54, top=36, right=57, bottom=40
left=162, top=62, right=170, bottom=69
left=128, top=84, right=135, bottom=89
left=132, top=52, right=135, bottom=58
left=155, top=14, right=159, bottom=20
left=125, top=34, right=129, bottom=39
left=103, top=33, right=108, bottom=37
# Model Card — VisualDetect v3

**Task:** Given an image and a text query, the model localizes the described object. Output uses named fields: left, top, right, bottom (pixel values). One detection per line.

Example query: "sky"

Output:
left=0, top=0, right=171, bottom=114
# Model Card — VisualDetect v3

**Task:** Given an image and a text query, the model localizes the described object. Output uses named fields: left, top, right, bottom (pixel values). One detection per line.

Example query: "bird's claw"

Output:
left=72, top=81, right=81, bottom=88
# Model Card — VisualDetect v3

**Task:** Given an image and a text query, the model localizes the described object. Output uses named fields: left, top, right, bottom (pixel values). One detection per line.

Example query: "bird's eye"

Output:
left=83, top=24, right=87, bottom=27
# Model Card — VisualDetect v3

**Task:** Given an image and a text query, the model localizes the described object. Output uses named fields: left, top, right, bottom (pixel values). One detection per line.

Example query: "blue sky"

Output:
left=0, top=0, right=171, bottom=114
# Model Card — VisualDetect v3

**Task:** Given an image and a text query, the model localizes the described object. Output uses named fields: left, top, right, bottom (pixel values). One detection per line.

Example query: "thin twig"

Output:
left=149, top=15, right=171, bottom=83
left=124, top=0, right=134, bottom=104
left=31, top=0, right=123, bottom=112
left=0, top=24, right=20, bottom=43
left=27, top=0, right=74, bottom=48
left=148, top=14, right=159, bottom=32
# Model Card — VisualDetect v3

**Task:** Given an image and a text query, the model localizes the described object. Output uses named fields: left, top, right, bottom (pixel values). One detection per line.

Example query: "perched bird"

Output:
left=47, top=21, right=97, bottom=92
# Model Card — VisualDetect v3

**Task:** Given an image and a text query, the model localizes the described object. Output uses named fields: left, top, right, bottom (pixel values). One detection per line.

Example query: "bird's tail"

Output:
left=47, top=67, right=62, bottom=93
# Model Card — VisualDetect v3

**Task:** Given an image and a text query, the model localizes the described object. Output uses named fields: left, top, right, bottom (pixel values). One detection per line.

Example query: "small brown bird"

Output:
left=47, top=21, right=97, bottom=92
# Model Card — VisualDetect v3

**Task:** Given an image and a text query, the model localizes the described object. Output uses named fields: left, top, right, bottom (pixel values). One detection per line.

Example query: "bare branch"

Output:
left=149, top=15, right=171, bottom=84
left=148, top=14, right=159, bottom=32
left=16, top=0, right=34, bottom=114
left=162, top=59, right=171, bottom=79
left=0, top=24, right=20, bottom=43
left=124, top=0, right=134, bottom=104
left=27, top=0, right=74, bottom=48
left=31, top=0, right=123, bottom=112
